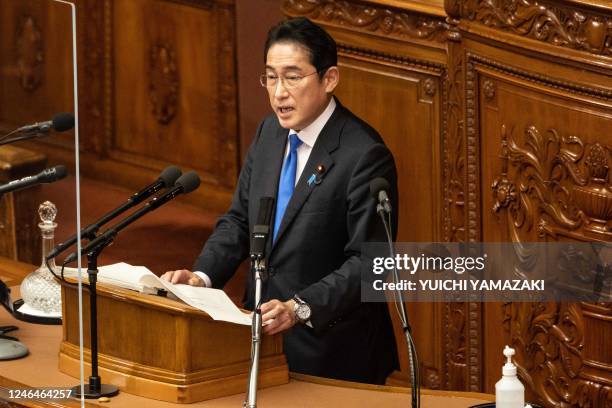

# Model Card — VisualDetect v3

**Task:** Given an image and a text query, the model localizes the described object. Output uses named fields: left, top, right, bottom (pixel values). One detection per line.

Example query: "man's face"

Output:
left=265, top=42, right=338, bottom=131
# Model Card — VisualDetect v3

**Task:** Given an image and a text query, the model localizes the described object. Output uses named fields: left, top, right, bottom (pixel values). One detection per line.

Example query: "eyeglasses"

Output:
left=259, top=70, right=321, bottom=89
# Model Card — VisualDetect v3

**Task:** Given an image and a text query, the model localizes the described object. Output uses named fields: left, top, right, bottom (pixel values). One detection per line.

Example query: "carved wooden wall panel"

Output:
left=335, top=56, right=443, bottom=242
left=460, top=0, right=612, bottom=62
left=335, top=53, right=447, bottom=386
left=481, top=69, right=611, bottom=242
left=0, top=0, right=238, bottom=213
left=469, top=6, right=612, bottom=404
left=0, top=0, right=74, bottom=135
left=111, top=0, right=238, bottom=198
left=78, top=0, right=236, bottom=212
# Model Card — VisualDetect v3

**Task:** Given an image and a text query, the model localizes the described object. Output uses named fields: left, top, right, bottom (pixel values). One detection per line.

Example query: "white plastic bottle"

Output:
left=495, top=345, right=525, bottom=408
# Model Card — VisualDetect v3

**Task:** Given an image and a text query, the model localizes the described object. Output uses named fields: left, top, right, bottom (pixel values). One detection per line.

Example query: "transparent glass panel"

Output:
left=0, top=0, right=85, bottom=403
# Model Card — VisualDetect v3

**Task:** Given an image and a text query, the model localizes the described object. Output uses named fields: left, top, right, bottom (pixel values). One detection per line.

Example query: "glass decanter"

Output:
left=19, top=201, right=61, bottom=315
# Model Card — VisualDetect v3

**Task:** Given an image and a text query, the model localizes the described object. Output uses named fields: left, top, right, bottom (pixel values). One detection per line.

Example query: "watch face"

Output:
left=296, top=304, right=311, bottom=321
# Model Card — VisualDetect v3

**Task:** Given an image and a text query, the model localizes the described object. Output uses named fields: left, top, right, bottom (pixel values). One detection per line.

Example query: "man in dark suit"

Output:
left=163, top=17, right=398, bottom=384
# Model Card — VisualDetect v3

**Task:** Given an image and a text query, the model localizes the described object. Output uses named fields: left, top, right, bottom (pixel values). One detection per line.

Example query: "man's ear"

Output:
left=324, top=67, right=339, bottom=93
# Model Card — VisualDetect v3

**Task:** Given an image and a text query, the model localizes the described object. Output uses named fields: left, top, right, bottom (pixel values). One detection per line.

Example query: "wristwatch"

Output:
left=292, top=295, right=311, bottom=324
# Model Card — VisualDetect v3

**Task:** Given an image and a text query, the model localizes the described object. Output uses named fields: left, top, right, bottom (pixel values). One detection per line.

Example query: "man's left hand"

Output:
left=261, top=299, right=297, bottom=335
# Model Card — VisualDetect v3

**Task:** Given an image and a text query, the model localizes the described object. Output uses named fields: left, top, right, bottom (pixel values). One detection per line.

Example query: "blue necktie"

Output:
left=274, top=133, right=303, bottom=241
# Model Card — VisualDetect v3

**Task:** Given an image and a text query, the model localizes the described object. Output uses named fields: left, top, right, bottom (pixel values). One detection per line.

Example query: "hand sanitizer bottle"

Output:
left=495, top=345, right=525, bottom=408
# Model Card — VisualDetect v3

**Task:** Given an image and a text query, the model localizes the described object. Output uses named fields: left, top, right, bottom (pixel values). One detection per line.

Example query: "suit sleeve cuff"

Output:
left=193, top=271, right=212, bottom=288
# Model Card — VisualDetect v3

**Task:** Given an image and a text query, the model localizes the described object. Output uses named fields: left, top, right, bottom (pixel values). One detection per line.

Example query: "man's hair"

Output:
left=264, top=17, right=337, bottom=78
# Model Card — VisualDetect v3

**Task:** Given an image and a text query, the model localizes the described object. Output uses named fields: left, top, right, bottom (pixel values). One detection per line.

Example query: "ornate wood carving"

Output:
left=424, top=365, right=441, bottom=389
left=79, top=0, right=110, bottom=152
left=216, top=4, right=239, bottom=181
left=467, top=301, right=482, bottom=391
left=337, top=44, right=445, bottom=74
left=444, top=0, right=462, bottom=20
left=492, top=124, right=611, bottom=240
left=509, top=302, right=612, bottom=407
left=443, top=30, right=465, bottom=243
left=442, top=18, right=482, bottom=392
left=423, top=77, right=436, bottom=97
left=149, top=43, right=180, bottom=125
left=490, top=122, right=611, bottom=403
left=16, top=15, right=43, bottom=92
left=470, top=54, right=612, bottom=100
left=482, top=79, right=495, bottom=100
left=573, top=143, right=612, bottom=235
left=445, top=302, right=466, bottom=389
left=462, top=0, right=612, bottom=57
left=465, top=58, right=480, bottom=244
left=282, top=0, right=448, bottom=44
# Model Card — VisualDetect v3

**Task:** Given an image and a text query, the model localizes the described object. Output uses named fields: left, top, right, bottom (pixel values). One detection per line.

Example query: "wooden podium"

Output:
left=58, top=280, right=289, bottom=403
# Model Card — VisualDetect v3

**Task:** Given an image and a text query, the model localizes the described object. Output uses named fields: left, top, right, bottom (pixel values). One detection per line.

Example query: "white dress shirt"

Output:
left=195, top=97, right=337, bottom=288
left=287, top=97, right=336, bottom=185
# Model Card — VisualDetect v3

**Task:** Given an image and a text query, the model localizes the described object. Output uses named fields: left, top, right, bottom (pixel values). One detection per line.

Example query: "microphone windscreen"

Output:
left=159, top=166, right=181, bottom=187
left=40, top=165, right=68, bottom=183
left=256, top=197, right=275, bottom=225
left=51, top=113, right=75, bottom=132
left=369, top=177, right=390, bottom=199
left=175, top=171, right=200, bottom=194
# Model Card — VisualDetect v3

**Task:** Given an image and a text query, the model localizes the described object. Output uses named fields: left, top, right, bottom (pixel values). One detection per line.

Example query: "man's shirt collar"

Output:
left=290, top=97, right=336, bottom=148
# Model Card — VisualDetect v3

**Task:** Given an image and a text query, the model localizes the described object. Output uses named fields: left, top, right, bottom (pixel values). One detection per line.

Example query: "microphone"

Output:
left=0, top=113, right=75, bottom=147
left=369, top=177, right=392, bottom=214
left=47, top=165, right=182, bottom=260
left=250, top=197, right=275, bottom=260
left=16, top=112, right=75, bottom=134
left=63, top=171, right=200, bottom=263
left=0, top=165, right=67, bottom=195
left=127, top=165, right=182, bottom=207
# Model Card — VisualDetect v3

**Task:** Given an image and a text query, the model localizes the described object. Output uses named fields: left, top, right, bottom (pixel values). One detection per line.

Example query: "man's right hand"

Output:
left=161, top=269, right=205, bottom=286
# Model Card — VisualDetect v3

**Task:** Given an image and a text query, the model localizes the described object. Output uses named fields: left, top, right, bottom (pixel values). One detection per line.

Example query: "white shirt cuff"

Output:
left=193, top=271, right=212, bottom=288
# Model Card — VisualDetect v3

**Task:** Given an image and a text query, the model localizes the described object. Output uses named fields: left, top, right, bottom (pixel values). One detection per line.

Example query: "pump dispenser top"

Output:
left=495, top=345, right=525, bottom=408
left=503, top=345, right=517, bottom=376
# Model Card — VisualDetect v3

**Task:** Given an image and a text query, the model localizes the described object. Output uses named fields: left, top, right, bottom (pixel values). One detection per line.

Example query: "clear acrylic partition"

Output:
left=0, top=0, right=86, bottom=404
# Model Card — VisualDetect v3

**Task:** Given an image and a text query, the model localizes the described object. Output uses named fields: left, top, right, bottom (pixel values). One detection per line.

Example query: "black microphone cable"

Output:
left=371, top=177, right=420, bottom=408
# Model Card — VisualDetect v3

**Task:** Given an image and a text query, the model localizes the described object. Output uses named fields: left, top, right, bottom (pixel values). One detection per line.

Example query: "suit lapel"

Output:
left=257, top=125, right=288, bottom=197
left=254, top=124, right=288, bottom=257
left=273, top=104, right=346, bottom=246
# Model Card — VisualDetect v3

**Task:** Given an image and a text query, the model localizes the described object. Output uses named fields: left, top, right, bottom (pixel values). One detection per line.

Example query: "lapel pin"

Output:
left=307, top=174, right=316, bottom=187
left=315, top=164, right=325, bottom=185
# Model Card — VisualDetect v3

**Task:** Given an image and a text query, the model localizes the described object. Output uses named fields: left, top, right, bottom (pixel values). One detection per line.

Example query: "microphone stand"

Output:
left=70, top=242, right=118, bottom=398
left=63, top=177, right=195, bottom=264
left=64, top=174, right=198, bottom=398
left=376, top=203, right=420, bottom=408
left=244, top=225, right=270, bottom=408
left=48, top=165, right=181, bottom=261
left=0, top=131, right=48, bottom=146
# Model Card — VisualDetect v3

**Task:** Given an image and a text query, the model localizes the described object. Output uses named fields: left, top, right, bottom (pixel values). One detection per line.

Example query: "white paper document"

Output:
left=158, top=280, right=252, bottom=326
left=63, top=262, right=251, bottom=326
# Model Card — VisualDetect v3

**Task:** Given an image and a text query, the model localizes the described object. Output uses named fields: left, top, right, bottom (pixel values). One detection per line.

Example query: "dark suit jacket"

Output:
left=194, top=99, right=399, bottom=384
